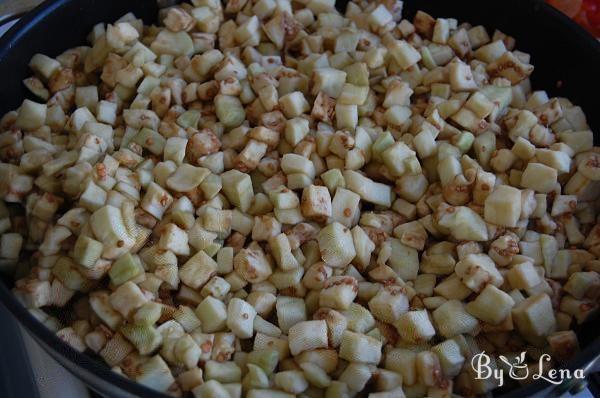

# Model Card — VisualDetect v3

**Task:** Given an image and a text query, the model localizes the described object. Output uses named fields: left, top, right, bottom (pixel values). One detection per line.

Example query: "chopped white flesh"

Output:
left=2, top=2, right=598, bottom=396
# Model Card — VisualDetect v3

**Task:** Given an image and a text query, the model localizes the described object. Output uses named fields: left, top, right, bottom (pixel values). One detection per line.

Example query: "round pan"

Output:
left=0, top=0, right=598, bottom=397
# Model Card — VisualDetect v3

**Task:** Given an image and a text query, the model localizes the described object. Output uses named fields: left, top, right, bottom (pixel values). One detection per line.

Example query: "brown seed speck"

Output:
left=201, top=341, right=212, bottom=353
left=581, top=303, right=594, bottom=312
left=160, top=194, right=169, bottom=206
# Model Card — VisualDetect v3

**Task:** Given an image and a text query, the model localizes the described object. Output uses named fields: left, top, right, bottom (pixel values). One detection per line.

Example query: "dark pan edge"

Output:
left=0, top=0, right=170, bottom=396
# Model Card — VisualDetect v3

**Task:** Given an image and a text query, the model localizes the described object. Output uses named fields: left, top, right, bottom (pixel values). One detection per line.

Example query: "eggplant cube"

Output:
left=285, top=117, right=310, bottom=146
left=317, top=222, right=356, bottom=268
left=234, top=246, right=273, bottom=283
left=195, top=296, right=227, bottom=333
left=368, top=284, right=409, bottom=323
left=432, top=300, right=478, bottom=338
left=269, top=233, right=299, bottom=271
left=394, top=309, right=436, bottom=343
left=73, top=235, right=104, bottom=268
left=0, top=233, right=23, bottom=260
left=276, top=296, right=306, bottom=334
left=319, top=276, right=358, bottom=310
left=279, top=91, right=310, bottom=118
left=331, top=188, right=360, bottom=227
left=449, top=62, right=478, bottom=91
left=455, top=253, right=503, bottom=292
left=339, top=330, right=382, bottom=364
left=227, top=298, right=257, bottom=339
left=387, top=40, right=421, bottom=69
left=158, top=223, right=190, bottom=256
left=288, top=320, right=328, bottom=356
left=109, top=281, right=149, bottom=318
left=466, top=284, right=515, bottom=325
left=507, top=261, right=541, bottom=290
left=512, top=293, right=556, bottom=337
left=382, top=142, right=418, bottom=177
left=431, top=339, right=465, bottom=378
left=521, top=163, right=558, bottom=193
left=135, top=355, right=175, bottom=393
left=301, top=185, right=332, bottom=220
left=141, top=182, right=173, bottom=220
left=484, top=185, right=522, bottom=228
left=221, top=169, right=254, bottom=212
left=179, top=250, right=218, bottom=289
left=563, top=271, right=600, bottom=300
left=312, top=68, right=347, bottom=99
left=16, top=99, right=47, bottom=131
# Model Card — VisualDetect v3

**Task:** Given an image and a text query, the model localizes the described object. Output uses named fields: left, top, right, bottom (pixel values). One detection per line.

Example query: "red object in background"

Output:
left=547, top=0, right=600, bottom=36
left=548, top=0, right=583, bottom=17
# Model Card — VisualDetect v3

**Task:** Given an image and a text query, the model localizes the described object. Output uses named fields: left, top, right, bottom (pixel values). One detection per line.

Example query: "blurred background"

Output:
left=546, top=0, right=600, bottom=37
left=1, top=0, right=599, bottom=37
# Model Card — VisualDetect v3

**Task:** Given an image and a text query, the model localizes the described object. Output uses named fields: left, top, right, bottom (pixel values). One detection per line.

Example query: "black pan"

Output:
left=0, top=0, right=598, bottom=397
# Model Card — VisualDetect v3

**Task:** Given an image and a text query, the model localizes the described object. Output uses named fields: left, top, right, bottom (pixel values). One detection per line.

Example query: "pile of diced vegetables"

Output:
left=0, top=0, right=599, bottom=396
